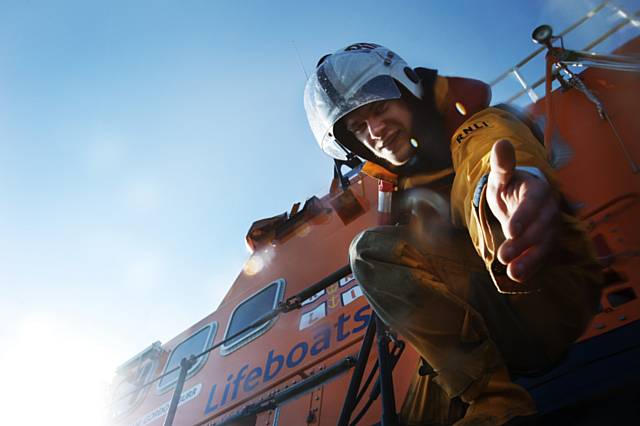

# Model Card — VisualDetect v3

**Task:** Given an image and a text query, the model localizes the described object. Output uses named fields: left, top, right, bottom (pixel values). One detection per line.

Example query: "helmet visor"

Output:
left=304, top=61, right=401, bottom=159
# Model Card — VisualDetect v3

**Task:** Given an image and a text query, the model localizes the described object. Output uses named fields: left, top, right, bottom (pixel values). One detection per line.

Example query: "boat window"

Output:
left=221, top=279, right=285, bottom=355
left=157, top=322, right=217, bottom=392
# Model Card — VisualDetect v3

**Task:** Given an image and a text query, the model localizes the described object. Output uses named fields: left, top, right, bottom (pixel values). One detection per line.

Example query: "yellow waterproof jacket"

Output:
left=450, top=107, right=554, bottom=293
left=363, top=107, right=602, bottom=300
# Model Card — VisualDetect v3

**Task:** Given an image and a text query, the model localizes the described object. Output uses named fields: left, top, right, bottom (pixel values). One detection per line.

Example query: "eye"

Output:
left=348, top=121, right=366, bottom=135
left=373, top=102, right=387, bottom=114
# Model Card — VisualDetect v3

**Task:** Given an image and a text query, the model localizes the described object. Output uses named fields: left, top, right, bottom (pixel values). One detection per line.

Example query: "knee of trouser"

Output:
left=349, top=226, right=400, bottom=260
left=349, top=227, right=389, bottom=290
left=348, top=228, right=370, bottom=263
left=348, top=226, right=415, bottom=294
left=350, top=226, right=399, bottom=264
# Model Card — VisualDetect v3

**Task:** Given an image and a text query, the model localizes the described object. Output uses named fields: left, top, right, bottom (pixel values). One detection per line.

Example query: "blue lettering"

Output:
left=232, top=365, right=248, bottom=401
left=352, top=305, right=371, bottom=333
left=286, top=342, right=308, bottom=368
left=336, top=313, right=351, bottom=341
left=219, top=373, right=233, bottom=406
left=243, top=366, right=262, bottom=392
left=264, top=350, right=284, bottom=382
left=311, top=327, right=331, bottom=356
left=204, top=304, right=379, bottom=418
left=204, top=384, right=218, bottom=414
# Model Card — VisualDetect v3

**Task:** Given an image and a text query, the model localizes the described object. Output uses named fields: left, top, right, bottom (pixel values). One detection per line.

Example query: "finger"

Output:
left=488, top=139, right=516, bottom=189
left=497, top=196, right=558, bottom=265
left=506, top=234, right=552, bottom=282
left=507, top=174, right=553, bottom=238
left=485, top=185, right=510, bottom=226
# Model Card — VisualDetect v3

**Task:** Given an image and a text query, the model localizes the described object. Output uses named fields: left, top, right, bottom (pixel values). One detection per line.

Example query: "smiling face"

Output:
left=342, top=99, right=415, bottom=166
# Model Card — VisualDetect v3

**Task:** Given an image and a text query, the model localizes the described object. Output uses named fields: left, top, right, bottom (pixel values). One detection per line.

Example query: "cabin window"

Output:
left=221, top=279, right=285, bottom=355
left=157, top=322, right=217, bottom=392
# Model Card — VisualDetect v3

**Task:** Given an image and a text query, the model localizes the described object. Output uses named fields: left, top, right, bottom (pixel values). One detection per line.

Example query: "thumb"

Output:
left=489, top=139, right=516, bottom=188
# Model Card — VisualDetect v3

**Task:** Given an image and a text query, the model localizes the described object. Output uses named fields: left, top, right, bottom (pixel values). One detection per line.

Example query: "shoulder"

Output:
left=452, top=107, right=528, bottom=145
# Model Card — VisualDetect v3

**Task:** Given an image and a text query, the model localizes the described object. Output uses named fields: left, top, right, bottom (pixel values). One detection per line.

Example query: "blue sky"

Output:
left=0, top=0, right=638, bottom=423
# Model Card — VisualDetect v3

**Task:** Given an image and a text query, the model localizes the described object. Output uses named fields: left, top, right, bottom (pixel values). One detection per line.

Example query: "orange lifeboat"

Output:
left=108, top=9, right=640, bottom=426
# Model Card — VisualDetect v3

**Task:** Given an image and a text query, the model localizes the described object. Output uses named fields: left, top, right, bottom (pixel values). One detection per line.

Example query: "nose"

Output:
left=365, top=117, right=385, bottom=141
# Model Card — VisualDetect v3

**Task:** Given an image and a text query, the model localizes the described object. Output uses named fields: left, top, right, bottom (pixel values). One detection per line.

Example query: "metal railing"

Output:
left=491, top=1, right=640, bottom=104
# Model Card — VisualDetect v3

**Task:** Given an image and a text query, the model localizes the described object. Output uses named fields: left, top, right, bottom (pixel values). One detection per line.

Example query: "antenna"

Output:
left=292, top=40, right=308, bottom=79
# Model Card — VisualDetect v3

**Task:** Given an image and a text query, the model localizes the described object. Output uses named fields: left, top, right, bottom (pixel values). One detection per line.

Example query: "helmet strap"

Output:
left=333, top=155, right=364, bottom=190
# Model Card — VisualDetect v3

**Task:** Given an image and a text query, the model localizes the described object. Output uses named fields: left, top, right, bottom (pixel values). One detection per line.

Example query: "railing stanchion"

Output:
left=376, top=316, right=398, bottom=426
left=163, top=356, right=196, bottom=426
left=338, top=314, right=377, bottom=426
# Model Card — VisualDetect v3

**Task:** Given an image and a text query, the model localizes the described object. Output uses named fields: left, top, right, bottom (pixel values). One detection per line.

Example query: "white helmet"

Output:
left=304, top=43, right=423, bottom=160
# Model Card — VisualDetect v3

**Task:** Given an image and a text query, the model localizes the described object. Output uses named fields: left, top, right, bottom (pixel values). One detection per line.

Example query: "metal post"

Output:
left=338, top=314, right=377, bottom=426
left=163, top=356, right=197, bottom=426
left=375, top=316, right=398, bottom=426
left=511, top=68, right=539, bottom=103
left=607, top=3, right=640, bottom=29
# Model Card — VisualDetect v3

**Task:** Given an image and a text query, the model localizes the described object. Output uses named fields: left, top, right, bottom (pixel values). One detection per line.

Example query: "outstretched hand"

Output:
left=486, top=139, right=559, bottom=283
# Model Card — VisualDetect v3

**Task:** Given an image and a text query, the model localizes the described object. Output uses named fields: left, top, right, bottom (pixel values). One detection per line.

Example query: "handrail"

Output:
left=280, top=264, right=352, bottom=311
left=489, top=1, right=609, bottom=87
left=491, top=1, right=640, bottom=104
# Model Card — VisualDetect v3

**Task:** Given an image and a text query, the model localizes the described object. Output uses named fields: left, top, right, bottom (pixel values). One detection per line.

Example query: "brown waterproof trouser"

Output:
left=349, top=223, right=601, bottom=400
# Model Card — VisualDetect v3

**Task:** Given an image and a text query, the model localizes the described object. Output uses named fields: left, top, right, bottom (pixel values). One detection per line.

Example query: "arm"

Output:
left=486, top=139, right=558, bottom=282
left=450, top=108, right=560, bottom=292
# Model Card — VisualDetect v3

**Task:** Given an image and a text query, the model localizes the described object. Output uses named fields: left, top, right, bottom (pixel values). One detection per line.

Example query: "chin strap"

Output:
left=333, top=155, right=364, bottom=190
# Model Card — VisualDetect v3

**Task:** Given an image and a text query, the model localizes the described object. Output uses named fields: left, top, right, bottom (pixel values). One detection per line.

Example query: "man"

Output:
left=303, top=43, right=602, bottom=425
